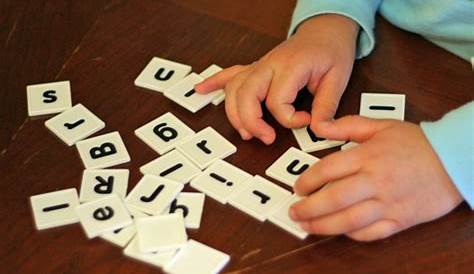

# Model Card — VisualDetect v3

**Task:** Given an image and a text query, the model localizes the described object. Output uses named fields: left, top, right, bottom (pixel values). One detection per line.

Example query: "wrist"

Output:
left=295, top=14, right=359, bottom=41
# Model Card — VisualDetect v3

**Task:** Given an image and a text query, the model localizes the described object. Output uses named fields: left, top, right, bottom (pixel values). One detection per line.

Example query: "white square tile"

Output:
left=165, top=192, right=205, bottom=229
left=30, top=188, right=79, bottom=230
left=177, top=127, right=236, bottom=169
left=75, top=194, right=133, bottom=239
left=292, top=126, right=345, bottom=153
left=211, top=92, right=226, bottom=106
left=76, top=131, right=131, bottom=169
left=359, top=93, right=405, bottom=120
left=45, top=104, right=105, bottom=146
left=164, top=239, right=230, bottom=274
left=101, top=207, right=148, bottom=247
left=268, top=195, right=308, bottom=239
left=341, top=141, right=359, bottom=150
left=124, top=236, right=177, bottom=268
left=135, top=112, right=195, bottom=155
left=164, top=73, right=214, bottom=113
left=27, top=80, right=72, bottom=116
left=125, top=175, right=184, bottom=215
left=79, top=169, right=129, bottom=203
left=228, top=175, right=292, bottom=222
left=136, top=213, right=187, bottom=253
left=265, top=147, right=319, bottom=188
left=140, top=150, right=201, bottom=184
left=134, top=57, right=192, bottom=93
left=199, top=64, right=226, bottom=106
left=190, top=159, right=252, bottom=204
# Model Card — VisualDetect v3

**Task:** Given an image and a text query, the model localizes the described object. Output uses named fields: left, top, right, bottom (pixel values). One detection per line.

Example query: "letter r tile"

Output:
left=228, top=175, right=291, bottom=222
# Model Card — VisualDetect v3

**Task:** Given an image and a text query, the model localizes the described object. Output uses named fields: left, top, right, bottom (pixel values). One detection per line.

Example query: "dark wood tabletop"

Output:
left=1, top=1, right=473, bottom=273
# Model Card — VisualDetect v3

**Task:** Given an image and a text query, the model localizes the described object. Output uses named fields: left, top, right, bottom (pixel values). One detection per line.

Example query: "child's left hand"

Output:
left=289, top=116, right=463, bottom=241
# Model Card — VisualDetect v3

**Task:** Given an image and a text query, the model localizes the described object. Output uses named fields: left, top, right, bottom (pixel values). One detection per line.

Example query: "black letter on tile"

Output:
left=154, top=68, right=174, bottom=81
left=306, top=127, right=325, bottom=143
left=184, top=89, right=195, bottom=97
left=64, top=119, right=85, bottom=130
left=286, top=160, right=309, bottom=175
left=93, top=176, right=114, bottom=194
left=42, top=90, right=57, bottom=103
left=42, top=203, right=69, bottom=212
left=114, top=214, right=135, bottom=233
left=90, top=142, right=117, bottom=159
left=169, top=199, right=189, bottom=218
left=210, top=172, right=233, bottom=186
left=252, top=190, right=270, bottom=204
left=369, top=105, right=396, bottom=111
left=153, top=123, right=178, bottom=142
left=93, top=206, right=114, bottom=221
left=140, top=185, right=165, bottom=202
left=196, top=140, right=211, bottom=154
left=159, top=163, right=183, bottom=177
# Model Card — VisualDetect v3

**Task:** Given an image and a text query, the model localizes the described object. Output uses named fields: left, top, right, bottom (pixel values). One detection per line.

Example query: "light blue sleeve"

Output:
left=288, top=0, right=382, bottom=59
left=420, top=102, right=474, bottom=209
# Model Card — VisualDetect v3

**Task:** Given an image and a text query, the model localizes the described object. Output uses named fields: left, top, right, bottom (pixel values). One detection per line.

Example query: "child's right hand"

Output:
left=195, top=14, right=360, bottom=144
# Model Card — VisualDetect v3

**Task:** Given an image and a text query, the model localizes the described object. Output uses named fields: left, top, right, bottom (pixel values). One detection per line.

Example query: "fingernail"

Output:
left=261, top=135, right=273, bottom=145
left=194, top=83, right=203, bottom=92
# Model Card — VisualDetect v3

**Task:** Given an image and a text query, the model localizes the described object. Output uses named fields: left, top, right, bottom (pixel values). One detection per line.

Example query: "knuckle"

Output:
left=327, top=189, right=347, bottom=210
left=345, top=210, right=363, bottom=228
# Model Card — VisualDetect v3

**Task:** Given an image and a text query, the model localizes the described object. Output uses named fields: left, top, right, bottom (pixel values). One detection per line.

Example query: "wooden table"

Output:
left=1, top=1, right=473, bottom=273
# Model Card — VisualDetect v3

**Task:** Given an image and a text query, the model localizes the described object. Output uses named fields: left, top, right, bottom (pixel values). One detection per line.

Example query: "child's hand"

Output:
left=289, top=116, right=463, bottom=241
left=195, top=14, right=359, bottom=144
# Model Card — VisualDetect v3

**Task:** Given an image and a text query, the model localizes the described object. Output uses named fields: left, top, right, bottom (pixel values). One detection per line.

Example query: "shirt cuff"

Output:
left=420, top=101, right=474, bottom=209
left=288, top=0, right=381, bottom=59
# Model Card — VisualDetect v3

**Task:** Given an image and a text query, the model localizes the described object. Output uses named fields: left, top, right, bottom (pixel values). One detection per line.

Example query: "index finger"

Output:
left=194, top=65, right=248, bottom=94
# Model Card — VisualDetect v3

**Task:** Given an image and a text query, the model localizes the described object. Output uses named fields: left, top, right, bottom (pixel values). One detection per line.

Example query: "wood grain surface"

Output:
left=1, top=1, right=473, bottom=274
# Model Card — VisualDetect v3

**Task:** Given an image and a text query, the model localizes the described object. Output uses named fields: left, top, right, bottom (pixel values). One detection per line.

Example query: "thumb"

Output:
left=309, top=68, right=346, bottom=134
left=194, top=65, right=248, bottom=94
left=316, top=115, right=396, bottom=143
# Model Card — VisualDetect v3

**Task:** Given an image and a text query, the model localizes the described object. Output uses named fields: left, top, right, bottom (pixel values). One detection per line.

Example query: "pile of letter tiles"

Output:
left=27, top=56, right=405, bottom=274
